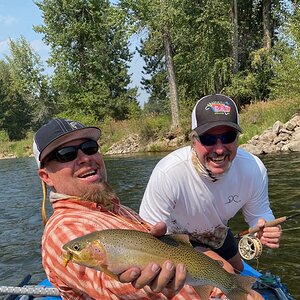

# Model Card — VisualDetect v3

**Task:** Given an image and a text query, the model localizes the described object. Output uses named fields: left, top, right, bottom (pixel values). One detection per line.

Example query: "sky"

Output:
left=0, top=0, right=148, bottom=105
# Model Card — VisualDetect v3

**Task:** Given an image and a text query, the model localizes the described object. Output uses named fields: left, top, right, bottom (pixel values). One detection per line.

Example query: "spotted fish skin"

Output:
left=63, top=229, right=256, bottom=300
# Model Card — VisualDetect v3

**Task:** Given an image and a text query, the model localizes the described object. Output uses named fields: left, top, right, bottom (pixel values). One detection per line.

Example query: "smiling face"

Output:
left=38, top=139, right=107, bottom=198
left=192, top=126, right=238, bottom=175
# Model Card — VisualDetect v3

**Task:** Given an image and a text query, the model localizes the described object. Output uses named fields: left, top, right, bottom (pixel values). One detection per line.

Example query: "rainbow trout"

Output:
left=62, top=229, right=256, bottom=300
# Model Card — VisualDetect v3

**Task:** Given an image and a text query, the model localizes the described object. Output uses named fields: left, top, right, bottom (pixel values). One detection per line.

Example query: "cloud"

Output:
left=0, top=15, right=17, bottom=26
left=0, top=38, right=10, bottom=56
left=0, top=38, right=50, bottom=62
left=31, top=39, right=50, bottom=53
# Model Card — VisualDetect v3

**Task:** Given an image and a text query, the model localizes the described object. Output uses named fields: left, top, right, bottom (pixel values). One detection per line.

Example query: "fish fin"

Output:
left=98, top=265, right=120, bottom=281
left=159, top=234, right=193, bottom=247
left=193, top=285, right=214, bottom=300
left=216, top=260, right=224, bottom=268
left=225, top=274, right=257, bottom=300
left=213, top=259, right=224, bottom=268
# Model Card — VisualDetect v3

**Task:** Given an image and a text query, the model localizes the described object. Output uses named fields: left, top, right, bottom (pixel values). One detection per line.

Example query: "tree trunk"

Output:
left=231, top=0, right=239, bottom=73
left=263, top=0, right=272, bottom=49
left=163, top=28, right=180, bottom=131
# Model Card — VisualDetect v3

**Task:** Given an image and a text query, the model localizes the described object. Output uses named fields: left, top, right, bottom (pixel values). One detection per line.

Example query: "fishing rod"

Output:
left=236, top=211, right=300, bottom=238
left=236, top=211, right=300, bottom=261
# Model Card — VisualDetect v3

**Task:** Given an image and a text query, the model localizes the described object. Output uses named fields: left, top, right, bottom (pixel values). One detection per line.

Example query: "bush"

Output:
left=239, top=97, right=300, bottom=144
left=139, top=115, right=170, bottom=143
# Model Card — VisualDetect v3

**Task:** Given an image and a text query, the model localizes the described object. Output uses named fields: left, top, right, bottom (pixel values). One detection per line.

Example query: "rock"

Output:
left=105, top=133, right=187, bottom=155
left=241, top=117, right=300, bottom=155
left=282, top=140, right=300, bottom=152
left=240, top=144, right=263, bottom=155
left=106, top=134, right=141, bottom=155
left=105, top=116, right=300, bottom=156
left=272, top=121, right=283, bottom=134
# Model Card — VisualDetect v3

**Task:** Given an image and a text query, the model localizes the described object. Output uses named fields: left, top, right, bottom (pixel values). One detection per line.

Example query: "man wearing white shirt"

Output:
left=140, top=94, right=282, bottom=273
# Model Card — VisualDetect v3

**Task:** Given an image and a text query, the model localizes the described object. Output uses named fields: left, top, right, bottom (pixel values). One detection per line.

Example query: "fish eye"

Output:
left=73, top=243, right=81, bottom=251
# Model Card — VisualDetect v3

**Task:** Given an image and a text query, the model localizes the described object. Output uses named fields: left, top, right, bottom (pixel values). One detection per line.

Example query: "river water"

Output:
left=0, top=152, right=299, bottom=298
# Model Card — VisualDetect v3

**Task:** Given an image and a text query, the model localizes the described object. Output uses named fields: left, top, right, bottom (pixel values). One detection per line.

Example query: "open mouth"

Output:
left=208, top=154, right=229, bottom=164
left=62, top=250, right=73, bottom=267
left=79, top=170, right=97, bottom=178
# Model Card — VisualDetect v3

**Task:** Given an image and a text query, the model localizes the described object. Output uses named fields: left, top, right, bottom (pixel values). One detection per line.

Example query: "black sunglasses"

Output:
left=46, top=140, right=99, bottom=164
left=198, top=131, right=238, bottom=146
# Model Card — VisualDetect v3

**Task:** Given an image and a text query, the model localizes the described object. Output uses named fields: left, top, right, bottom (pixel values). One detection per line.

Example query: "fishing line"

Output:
left=42, top=180, right=48, bottom=226
left=282, top=226, right=300, bottom=231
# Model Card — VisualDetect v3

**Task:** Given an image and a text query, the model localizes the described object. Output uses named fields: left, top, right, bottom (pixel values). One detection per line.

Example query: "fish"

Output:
left=62, top=229, right=256, bottom=300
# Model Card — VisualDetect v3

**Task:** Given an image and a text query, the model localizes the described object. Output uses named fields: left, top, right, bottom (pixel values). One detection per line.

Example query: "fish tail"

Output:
left=226, top=274, right=257, bottom=300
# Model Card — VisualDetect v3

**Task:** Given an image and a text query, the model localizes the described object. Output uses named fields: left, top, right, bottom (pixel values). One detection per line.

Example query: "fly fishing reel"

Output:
left=238, top=235, right=262, bottom=260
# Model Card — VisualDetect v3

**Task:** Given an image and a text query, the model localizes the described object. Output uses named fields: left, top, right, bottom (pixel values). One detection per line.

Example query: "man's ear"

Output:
left=189, top=130, right=198, bottom=146
left=38, top=168, right=54, bottom=187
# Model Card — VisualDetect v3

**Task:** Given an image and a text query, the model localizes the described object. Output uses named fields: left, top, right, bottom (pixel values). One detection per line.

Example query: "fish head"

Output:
left=62, top=237, right=107, bottom=270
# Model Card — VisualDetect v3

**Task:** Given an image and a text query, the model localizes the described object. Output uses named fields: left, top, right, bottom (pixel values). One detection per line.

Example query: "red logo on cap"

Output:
left=205, top=101, right=231, bottom=115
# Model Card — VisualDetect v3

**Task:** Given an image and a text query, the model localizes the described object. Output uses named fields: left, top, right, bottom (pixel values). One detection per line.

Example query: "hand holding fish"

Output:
left=118, top=222, right=187, bottom=295
left=63, top=229, right=258, bottom=300
left=254, top=218, right=282, bottom=248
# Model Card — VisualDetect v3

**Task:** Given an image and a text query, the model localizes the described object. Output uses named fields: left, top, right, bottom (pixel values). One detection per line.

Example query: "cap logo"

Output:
left=205, top=101, right=231, bottom=115
left=68, top=121, right=82, bottom=129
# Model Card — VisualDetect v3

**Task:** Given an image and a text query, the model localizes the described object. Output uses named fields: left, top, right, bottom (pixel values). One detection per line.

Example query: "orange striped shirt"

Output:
left=42, top=195, right=200, bottom=300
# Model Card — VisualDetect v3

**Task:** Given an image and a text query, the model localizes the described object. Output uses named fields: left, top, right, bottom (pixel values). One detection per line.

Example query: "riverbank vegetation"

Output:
left=1, top=1, right=300, bottom=158
left=1, top=96, right=300, bottom=159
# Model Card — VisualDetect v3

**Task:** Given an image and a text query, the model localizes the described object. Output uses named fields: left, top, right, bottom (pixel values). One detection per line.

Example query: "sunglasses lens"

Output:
left=199, top=131, right=237, bottom=146
left=81, top=140, right=99, bottom=155
left=222, top=131, right=237, bottom=144
left=56, top=147, right=77, bottom=162
left=199, top=135, right=216, bottom=146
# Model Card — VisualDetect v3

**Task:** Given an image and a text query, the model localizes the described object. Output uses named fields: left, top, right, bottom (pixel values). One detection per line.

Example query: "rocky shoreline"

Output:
left=105, top=133, right=187, bottom=155
left=107, top=114, right=300, bottom=156
left=2, top=114, right=300, bottom=159
left=240, top=114, right=300, bottom=155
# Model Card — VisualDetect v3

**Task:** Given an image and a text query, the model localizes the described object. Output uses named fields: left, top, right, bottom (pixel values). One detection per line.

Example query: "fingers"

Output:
left=256, top=218, right=266, bottom=229
left=150, top=222, right=167, bottom=237
left=131, top=263, right=161, bottom=289
left=148, top=260, right=175, bottom=293
left=168, top=263, right=186, bottom=293
left=118, top=267, right=141, bottom=283
left=118, top=260, right=187, bottom=296
left=255, top=219, right=282, bottom=248
left=260, top=224, right=282, bottom=248
left=149, top=261, right=186, bottom=296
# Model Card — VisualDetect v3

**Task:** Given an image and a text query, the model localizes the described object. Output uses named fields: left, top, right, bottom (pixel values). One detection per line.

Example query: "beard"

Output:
left=81, top=181, right=118, bottom=209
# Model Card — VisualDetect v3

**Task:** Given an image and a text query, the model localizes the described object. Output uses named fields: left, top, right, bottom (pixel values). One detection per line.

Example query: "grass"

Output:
left=238, top=97, right=300, bottom=144
left=1, top=96, right=300, bottom=159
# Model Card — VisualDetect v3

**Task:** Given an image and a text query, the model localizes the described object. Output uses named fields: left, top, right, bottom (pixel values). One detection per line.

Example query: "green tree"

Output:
left=6, top=37, right=54, bottom=130
left=122, top=0, right=234, bottom=109
left=35, top=0, right=139, bottom=121
left=0, top=37, right=52, bottom=139
left=0, top=60, right=32, bottom=140
left=139, top=33, right=169, bottom=115
left=120, top=0, right=180, bottom=130
left=121, top=0, right=297, bottom=117
left=270, top=2, right=300, bottom=98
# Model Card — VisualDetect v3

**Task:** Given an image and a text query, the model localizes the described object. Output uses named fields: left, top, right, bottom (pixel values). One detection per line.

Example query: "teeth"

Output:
left=79, top=170, right=96, bottom=178
left=213, top=157, right=224, bottom=162
left=210, top=156, right=224, bottom=162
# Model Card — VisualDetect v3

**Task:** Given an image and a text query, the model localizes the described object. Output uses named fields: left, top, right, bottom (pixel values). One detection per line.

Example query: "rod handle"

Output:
left=248, top=216, right=287, bottom=235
